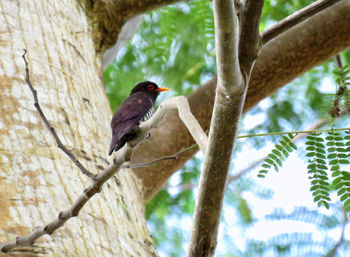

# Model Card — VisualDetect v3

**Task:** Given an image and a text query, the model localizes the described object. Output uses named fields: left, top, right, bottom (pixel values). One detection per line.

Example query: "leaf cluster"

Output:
left=326, top=130, right=350, bottom=211
left=305, top=132, right=331, bottom=209
left=258, top=134, right=297, bottom=178
left=329, top=65, right=350, bottom=117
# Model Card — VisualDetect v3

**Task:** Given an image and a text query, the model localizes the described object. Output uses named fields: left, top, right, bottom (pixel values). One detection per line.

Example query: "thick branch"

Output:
left=187, top=0, right=260, bottom=254
left=261, top=0, right=337, bottom=44
left=90, top=0, right=191, bottom=50
left=238, top=0, right=265, bottom=76
left=133, top=1, right=350, bottom=201
left=111, top=0, right=187, bottom=19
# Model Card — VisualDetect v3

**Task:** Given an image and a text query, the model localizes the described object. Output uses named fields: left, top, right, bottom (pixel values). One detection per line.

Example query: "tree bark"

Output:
left=0, top=1, right=157, bottom=256
left=132, top=0, right=350, bottom=201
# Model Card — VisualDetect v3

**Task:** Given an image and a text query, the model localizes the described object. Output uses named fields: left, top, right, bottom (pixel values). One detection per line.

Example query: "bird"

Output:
left=108, top=81, right=170, bottom=155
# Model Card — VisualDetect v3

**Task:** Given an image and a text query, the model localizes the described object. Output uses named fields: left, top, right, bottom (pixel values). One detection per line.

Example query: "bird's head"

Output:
left=130, top=81, right=170, bottom=99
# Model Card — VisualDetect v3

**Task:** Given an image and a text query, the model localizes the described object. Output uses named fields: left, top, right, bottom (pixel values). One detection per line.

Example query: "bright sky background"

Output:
left=155, top=75, right=350, bottom=256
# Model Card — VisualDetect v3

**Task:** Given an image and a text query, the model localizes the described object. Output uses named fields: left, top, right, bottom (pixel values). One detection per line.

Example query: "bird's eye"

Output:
left=147, top=84, right=155, bottom=91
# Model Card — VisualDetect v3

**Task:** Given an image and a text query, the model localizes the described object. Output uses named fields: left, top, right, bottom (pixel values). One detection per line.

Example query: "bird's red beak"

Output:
left=157, top=87, right=170, bottom=92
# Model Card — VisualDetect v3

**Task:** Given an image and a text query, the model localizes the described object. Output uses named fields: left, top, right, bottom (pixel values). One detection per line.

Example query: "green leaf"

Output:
left=306, top=152, right=315, bottom=157
left=306, top=146, right=315, bottom=151
left=332, top=171, right=341, bottom=177
left=329, top=159, right=339, bottom=165
left=272, top=149, right=282, bottom=157
left=315, top=158, right=326, bottom=164
left=316, top=143, right=324, bottom=148
left=268, top=153, right=277, bottom=160
left=339, top=159, right=350, bottom=164
left=316, top=153, right=326, bottom=159
left=307, top=163, right=316, bottom=169
left=317, top=164, right=328, bottom=170
left=265, top=158, right=274, bottom=165
left=315, top=137, right=324, bottom=142
left=335, top=142, right=345, bottom=147
left=275, top=145, right=283, bottom=151
left=290, top=142, right=297, bottom=150
left=327, top=153, right=337, bottom=159
left=327, top=147, right=336, bottom=152
left=340, top=194, right=349, bottom=202
left=315, top=147, right=326, bottom=154
left=275, top=158, right=283, bottom=167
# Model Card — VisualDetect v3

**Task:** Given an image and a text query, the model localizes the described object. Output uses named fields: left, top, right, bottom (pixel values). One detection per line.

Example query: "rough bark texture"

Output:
left=0, top=1, right=157, bottom=256
left=132, top=0, right=350, bottom=201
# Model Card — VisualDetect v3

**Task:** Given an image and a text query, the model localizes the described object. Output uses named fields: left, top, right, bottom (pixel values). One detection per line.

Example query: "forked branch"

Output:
left=187, top=0, right=263, bottom=256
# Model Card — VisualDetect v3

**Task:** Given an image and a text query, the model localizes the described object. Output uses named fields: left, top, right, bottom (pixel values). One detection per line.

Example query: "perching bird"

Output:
left=108, top=81, right=170, bottom=155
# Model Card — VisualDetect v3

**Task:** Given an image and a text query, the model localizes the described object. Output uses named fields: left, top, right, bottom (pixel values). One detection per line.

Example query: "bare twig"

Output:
left=22, top=50, right=94, bottom=179
left=187, top=0, right=263, bottom=256
left=261, top=0, right=337, bottom=44
left=0, top=146, right=131, bottom=253
left=122, top=144, right=198, bottom=169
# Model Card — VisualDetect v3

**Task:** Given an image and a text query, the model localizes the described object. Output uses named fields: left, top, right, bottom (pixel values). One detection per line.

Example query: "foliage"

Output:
left=258, top=134, right=297, bottom=178
left=102, top=0, right=350, bottom=256
left=257, top=63, right=350, bottom=212
left=326, top=130, right=350, bottom=211
left=305, top=132, right=331, bottom=209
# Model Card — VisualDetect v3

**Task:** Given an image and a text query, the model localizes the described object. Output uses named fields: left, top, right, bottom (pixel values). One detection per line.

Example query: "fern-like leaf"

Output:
left=305, top=132, right=331, bottom=209
left=326, top=129, right=350, bottom=211
left=258, top=133, right=297, bottom=178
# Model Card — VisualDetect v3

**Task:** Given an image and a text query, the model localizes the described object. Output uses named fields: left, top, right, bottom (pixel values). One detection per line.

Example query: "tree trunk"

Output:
left=0, top=1, right=157, bottom=256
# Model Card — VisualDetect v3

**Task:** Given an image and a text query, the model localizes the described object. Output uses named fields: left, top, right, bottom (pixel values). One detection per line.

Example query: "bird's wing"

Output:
left=111, top=92, right=153, bottom=139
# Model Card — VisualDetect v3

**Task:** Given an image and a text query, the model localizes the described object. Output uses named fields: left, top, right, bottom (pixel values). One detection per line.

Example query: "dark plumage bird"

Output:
left=108, top=81, right=170, bottom=155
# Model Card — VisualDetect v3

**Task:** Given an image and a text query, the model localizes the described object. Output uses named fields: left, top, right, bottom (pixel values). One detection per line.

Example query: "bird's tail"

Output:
left=108, top=137, right=126, bottom=155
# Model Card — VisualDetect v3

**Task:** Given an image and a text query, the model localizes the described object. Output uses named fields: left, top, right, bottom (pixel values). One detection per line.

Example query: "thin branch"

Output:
left=335, top=54, right=343, bottom=69
left=122, top=144, right=198, bottom=169
left=237, top=127, right=350, bottom=139
left=261, top=0, right=337, bottom=44
left=22, top=50, right=94, bottom=179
